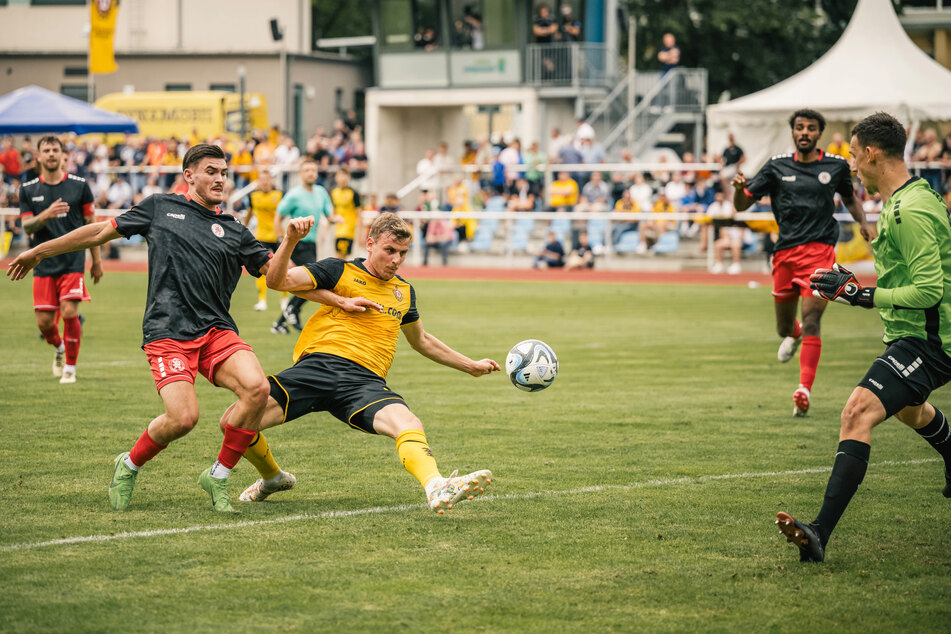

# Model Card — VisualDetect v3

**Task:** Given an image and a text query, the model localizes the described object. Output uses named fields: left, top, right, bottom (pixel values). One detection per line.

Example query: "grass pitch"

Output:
left=1, top=271, right=949, bottom=632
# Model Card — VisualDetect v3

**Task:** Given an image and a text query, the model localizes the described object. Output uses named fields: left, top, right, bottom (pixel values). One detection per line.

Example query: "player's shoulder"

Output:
left=767, top=153, right=794, bottom=163
left=20, top=176, right=40, bottom=189
left=820, top=152, right=850, bottom=166
left=66, top=173, right=88, bottom=184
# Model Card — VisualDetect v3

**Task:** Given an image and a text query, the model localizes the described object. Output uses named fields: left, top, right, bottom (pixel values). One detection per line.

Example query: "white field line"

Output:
left=1, top=457, right=940, bottom=554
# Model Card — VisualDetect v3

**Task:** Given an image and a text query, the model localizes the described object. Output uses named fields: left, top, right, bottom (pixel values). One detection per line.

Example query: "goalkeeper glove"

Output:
left=809, top=263, right=875, bottom=308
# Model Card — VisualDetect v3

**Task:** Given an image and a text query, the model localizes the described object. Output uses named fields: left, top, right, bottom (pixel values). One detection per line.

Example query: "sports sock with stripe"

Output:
left=63, top=316, right=81, bottom=366
left=396, top=429, right=441, bottom=489
left=915, top=408, right=951, bottom=464
left=812, top=439, right=870, bottom=546
left=243, top=431, right=282, bottom=480
left=799, top=336, right=821, bottom=390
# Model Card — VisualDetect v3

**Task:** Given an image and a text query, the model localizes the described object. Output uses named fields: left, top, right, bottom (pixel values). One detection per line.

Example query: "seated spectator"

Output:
left=682, top=178, right=715, bottom=241
left=423, top=215, right=454, bottom=266
left=381, top=192, right=401, bottom=213
left=611, top=188, right=640, bottom=244
left=106, top=175, right=133, bottom=209
left=523, top=141, right=546, bottom=193
left=507, top=177, right=535, bottom=211
left=576, top=171, right=609, bottom=213
left=533, top=231, right=565, bottom=269
left=482, top=186, right=508, bottom=212
left=637, top=191, right=675, bottom=254
left=826, top=132, right=851, bottom=159
left=629, top=172, right=653, bottom=213
left=549, top=171, right=579, bottom=211
left=565, top=232, right=594, bottom=270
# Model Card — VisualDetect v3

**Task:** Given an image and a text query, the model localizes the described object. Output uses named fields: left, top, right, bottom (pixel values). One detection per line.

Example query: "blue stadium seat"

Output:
left=587, top=218, right=607, bottom=248
left=469, top=217, right=499, bottom=252
left=651, top=230, right=680, bottom=254
left=509, top=215, right=536, bottom=252
left=549, top=216, right=571, bottom=243
left=614, top=230, right=641, bottom=253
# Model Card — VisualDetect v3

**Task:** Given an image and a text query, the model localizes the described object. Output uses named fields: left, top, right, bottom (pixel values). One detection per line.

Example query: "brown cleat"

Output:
left=775, top=511, right=824, bottom=562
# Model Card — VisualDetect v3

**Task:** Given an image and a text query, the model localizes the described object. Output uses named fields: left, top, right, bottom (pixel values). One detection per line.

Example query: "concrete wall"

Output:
left=0, top=0, right=311, bottom=54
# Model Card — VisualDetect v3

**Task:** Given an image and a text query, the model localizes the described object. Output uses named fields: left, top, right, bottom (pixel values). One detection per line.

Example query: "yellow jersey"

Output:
left=331, top=186, right=361, bottom=240
left=248, top=189, right=283, bottom=242
left=550, top=178, right=579, bottom=208
left=293, top=258, right=419, bottom=377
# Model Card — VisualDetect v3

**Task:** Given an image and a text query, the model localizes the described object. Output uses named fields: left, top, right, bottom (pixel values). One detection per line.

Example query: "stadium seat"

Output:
left=651, top=230, right=680, bottom=254
left=509, top=215, right=536, bottom=252
left=614, top=230, right=641, bottom=253
left=549, top=216, right=571, bottom=244
left=587, top=218, right=607, bottom=248
left=469, top=217, right=499, bottom=252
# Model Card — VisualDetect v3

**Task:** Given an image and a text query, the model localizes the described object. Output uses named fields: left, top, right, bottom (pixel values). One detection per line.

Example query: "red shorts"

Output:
left=772, top=242, right=835, bottom=302
left=143, top=328, right=253, bottom=392
left=33, top=273, right=91, bottom=311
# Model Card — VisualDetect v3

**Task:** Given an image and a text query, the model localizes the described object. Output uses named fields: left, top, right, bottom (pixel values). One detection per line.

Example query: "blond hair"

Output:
left=369, top=212, right=412, bottom=242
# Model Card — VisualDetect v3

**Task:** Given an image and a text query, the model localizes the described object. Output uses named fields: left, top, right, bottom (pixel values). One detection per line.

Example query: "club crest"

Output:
left=393, top=287, right=403, bottom=301
left=818, top=171, right=831, bottom=185
left=211, top=223, right=225, bottom=238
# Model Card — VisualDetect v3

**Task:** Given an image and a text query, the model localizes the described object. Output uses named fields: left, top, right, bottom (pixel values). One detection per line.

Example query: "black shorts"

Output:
left=858, top=337, right=951, bottom=418
left=260, top=240, right=279, bottom=253
left=291, top=240, right=317, bottom=266
left=267, top=352, right=406, bottom=433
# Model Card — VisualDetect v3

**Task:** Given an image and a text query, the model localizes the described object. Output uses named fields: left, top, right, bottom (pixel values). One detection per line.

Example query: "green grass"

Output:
left=1, top=272, right=949, bottom=632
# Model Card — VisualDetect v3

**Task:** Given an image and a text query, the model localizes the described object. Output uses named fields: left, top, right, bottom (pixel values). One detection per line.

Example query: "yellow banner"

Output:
left=89, top=0, right=118, bottom=75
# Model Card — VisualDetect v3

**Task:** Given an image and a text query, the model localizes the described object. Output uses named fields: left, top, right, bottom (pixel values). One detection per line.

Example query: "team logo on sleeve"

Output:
left=211, top=223, right=225, bottom=238
left=818, top=171, right=831, bottom=184
left=393, top=287, right=403, bottom=301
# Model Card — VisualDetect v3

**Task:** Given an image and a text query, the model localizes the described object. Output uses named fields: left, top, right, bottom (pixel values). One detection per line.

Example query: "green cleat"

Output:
left=109, top=452, right=138, bottom=511
left=199, top=467, right=237, bottom=513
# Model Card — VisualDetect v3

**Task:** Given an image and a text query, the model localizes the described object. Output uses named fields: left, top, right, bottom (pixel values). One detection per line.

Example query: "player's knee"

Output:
left=840, top=401, right=874, bottom=435
left=169, top=410, right=200, bottom=435
left=239, top=377, right=271, bottom=412
left=35, top=313, right=55, bottom=330
left=59, top=302, right=79, bottom=319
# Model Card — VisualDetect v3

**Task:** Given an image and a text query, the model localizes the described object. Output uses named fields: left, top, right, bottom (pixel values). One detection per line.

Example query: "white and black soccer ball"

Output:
left=505, top=339, right=558, bottom=392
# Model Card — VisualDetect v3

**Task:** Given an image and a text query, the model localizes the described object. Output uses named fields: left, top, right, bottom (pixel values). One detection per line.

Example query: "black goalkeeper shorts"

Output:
left=858, top=337, right=951, bottom=418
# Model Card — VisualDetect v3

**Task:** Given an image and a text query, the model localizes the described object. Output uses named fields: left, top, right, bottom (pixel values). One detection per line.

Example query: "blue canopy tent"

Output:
left=0, top=85, right=138, bottom=135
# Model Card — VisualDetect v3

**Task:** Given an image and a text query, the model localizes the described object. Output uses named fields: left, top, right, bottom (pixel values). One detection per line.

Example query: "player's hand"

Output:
left=6, top=248, right=41, bottom=281
left=44, top=198, right=69, bottom=218
left=810, top=263, right=875, bottom=308
left=468, top=358, right=501, bottom=377
left=90, top=261, right=103, bottom=284
left=285, top=216, right=314, bottom=242
left=338, top=296, right=384, bottom=313
left=731, top=171, right=747, bottom=191
left=859, top=220, right=877, bottom=242
left=330, top=213, right=344, bottom=225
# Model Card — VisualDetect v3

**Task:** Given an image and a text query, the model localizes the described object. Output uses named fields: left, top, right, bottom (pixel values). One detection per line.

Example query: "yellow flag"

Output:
left=89, top=0, right=118, bottom=74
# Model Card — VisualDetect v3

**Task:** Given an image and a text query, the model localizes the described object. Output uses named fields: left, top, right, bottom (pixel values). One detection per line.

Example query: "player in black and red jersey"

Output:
left=732, top=109, right=874, bottom=416
left=7, top=144, right=317, bottom=514
left=18, top=135, right=102, bottom=384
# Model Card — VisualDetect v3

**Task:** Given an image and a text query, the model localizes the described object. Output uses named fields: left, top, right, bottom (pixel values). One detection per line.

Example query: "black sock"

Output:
left=813, top=439, right=871, bottom=546
left=288, top=296, right=305, bottom=313
left=915, top=408, right=951, bottom=470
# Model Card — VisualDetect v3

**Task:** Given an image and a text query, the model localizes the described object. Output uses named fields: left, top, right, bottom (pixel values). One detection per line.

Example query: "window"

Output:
left=64, top=66, right=88, bottom=77
left=31, top=0, right=86, bottom=5
left=380, top=0, right=442, bottom=51
left=209, top=83, right=236, bottom=92
left=165, top=83, right=192, bottom=92
left=60, top=85, right=89, bottom=102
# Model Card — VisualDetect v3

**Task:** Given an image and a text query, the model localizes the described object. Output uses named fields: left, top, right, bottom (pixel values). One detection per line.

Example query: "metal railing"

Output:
left=524, top=43, right=613, bottom=87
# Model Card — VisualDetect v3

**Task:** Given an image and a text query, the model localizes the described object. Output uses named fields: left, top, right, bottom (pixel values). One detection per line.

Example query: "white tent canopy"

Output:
left=706, top=0, right=951, bottom=170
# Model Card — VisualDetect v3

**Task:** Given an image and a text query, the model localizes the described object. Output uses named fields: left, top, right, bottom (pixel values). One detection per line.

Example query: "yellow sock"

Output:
left=243, top=432, right=281, bottom=480
left=396, top=429, right=441, bottom=488
left=256, top=275, right=267, bottom=302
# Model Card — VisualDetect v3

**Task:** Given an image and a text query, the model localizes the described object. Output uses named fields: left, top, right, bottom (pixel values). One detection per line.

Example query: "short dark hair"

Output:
left=851, top=112, right=906, bottom=159
left=182, top=143, right=225, bottom=172
left=37, top=135, right=64, bottom=152
left=369, top=212, right=412, bottom=242
left=789, top=108, right=826, bottom=133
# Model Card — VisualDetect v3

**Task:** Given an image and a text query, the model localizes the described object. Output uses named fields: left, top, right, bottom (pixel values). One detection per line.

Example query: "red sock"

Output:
left=218, top=424, right=257, bottom=469
left=791, top=320, right=802, bottom=339
left=799, top=336, right=822, bottom=390
left=63, top=316, right=81, bottom=365
left=40, top=325, right=62, bottom=348
left=128, top=429, right=168, bottom=468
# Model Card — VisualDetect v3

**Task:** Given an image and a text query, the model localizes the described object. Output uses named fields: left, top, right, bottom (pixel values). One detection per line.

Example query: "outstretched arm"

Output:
left=265, top=216, right=316, bottom=291
left=7, top=220, right=119, bottom=281
left=731, top=170, right=754, bottom=211
left=401, top=319, right=500, bottom=376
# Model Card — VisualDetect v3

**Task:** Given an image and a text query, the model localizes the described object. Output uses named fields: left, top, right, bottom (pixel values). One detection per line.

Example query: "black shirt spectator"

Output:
left=533, top=5, right=558, bottom=43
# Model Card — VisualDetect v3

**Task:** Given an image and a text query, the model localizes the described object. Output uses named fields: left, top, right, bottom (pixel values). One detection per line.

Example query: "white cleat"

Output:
left=727, top=262, right=742, bottom=275
left=426, top=469, right=492, bottom=514
left=793, top=385, right=810, bottom=417
left=52, top=348, right=65, bottom=377
left=253, top=300, right=268, bottom=311
left=239, top=471, right=296, bottom=502
left=777, top=335, right=802, bottom=363
left=59, top=369, right=76, bottom=384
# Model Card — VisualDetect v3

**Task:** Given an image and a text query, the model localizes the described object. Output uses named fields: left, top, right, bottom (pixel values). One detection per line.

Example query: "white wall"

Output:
left=0, top=0, right=311, bottom=54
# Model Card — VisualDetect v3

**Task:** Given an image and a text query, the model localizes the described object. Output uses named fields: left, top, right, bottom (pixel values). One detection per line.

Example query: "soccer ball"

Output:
left=505, top=339, right=558, bottom=392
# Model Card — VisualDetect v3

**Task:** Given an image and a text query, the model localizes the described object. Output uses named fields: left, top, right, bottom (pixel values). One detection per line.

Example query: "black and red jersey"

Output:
left=745, top=150, right=854, bottom=252
left=19, top=174, right=95, bottom=277
left=112, top=193, right=271, bottom=346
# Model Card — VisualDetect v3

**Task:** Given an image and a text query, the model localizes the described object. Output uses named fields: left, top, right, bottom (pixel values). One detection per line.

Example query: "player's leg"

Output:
left=58, top=298, right=82, bottom=383
left=254, top=275, right=268, bottom=311
left=372, top=403, right=492, bottom=514
left=771, top=251, right=803, bottom=366
left=110, top=380, right=200, bottom=510
left=33, top=275, right=65, bottom=377
left=198, top=348, right=270, bottom=512
left=792, top=295, right=828, bottom=415
left=897, top=403, right=951, bottom=497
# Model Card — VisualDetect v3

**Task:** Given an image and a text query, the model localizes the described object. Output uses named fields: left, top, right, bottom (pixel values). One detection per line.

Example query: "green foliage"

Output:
left=1, top=272, right=949, bottom=631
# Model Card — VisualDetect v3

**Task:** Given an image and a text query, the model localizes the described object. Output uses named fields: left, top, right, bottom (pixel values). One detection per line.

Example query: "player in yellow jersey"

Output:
left=331, top=166, right=361, bottom=257
left=217, top=212, right=501, bottom=513
left=243, top=169, right=286, bottom=311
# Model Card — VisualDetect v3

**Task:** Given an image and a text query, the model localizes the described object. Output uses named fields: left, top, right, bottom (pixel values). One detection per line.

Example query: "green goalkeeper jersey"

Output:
left=872, top=177, right=951, bottom=356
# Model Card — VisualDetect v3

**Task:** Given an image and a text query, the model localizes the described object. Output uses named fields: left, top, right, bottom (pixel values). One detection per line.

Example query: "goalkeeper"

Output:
left=775, top=112, right=951, bottom=563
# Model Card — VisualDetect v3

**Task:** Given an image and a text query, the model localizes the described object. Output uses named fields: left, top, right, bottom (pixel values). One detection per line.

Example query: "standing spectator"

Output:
left=549, top=171, right=579, bottom=211
left=548, top=127, right=570, bottom=160
left=498, top=138, right=522, bottom=185
left=533, top=231, right=565, bottom=269
left=523, top=141, right=547, bottom=194
left=16, top=135, right=101, bottom=384
left=657, top=32, right=680, bottom=76
left=330, top=166, right=362, bottom=258
left=0, top=137, right=22, bottom=185
left=347, top=139, right=369, bottom=195
left=423, top=214, right=454, bottom=266
left=709, top=191, right=741, bottom=274
left=560, top=4, right=582, bottom=41
left=719, top=133, right=745, bottom=192
left=533, top=4, right=559, bottom=79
